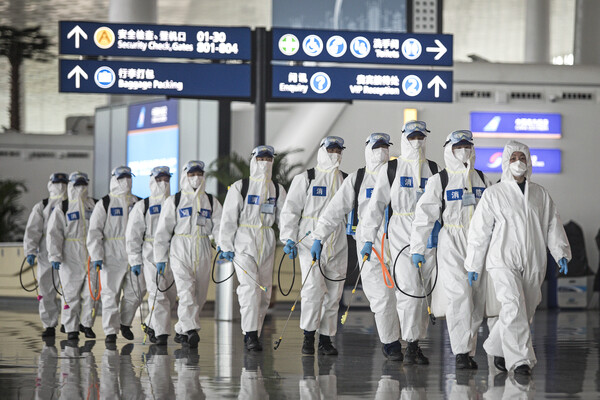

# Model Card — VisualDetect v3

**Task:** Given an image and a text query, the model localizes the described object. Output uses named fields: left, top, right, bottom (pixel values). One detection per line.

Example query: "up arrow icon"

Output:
left=425, top=39, right=447, bottom=60
left=67, top=65, right=88, bottom=89
left=427, top=75, right=447, bottom=98
left=67, top=25, right=88, bottom=49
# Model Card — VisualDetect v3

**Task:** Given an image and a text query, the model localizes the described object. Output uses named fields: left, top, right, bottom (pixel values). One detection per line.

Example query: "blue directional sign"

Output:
left=59, top=59, right=251, bottom=99
left=471, top=112, right=562, bottom=139
left=59, top=21, right=251, bottom=60
left=475, top=148, right=562, bottom=174
left=272, top=65, right=452, bottom=102
left=272, top=28, right=453, bottom=66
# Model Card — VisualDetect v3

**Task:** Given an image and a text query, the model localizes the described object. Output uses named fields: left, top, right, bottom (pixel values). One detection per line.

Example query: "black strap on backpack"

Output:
left=307, top=168, right=315, bottom=184
left=240, top=178, right=280, bottom=203
left=341, top=171, right=348, bottom=179
left=427, top=159, right=439, bottom=177
left=61, top=199, right=69, bottom=214
left=102, top=195, right=110, bottom=212
left=42, top=198, right=49, bottom=208
left=143, top=197, right=150, bottom=215
left=349, top=167, right=366, bottom=233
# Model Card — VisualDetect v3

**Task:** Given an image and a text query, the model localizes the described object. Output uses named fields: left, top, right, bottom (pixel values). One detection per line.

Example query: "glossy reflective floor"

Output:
left=1, top=299, right=599, bottom=399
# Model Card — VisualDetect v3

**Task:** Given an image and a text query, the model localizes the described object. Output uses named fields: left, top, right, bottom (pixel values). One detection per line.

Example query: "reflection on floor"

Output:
left=0, top=299, right=598, bottom=399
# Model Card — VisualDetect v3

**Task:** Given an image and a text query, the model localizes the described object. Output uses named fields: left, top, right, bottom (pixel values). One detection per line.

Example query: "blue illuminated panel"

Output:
left=474, top=148, right=562, bottom=174
left=471, top=112, right=562, bottom=139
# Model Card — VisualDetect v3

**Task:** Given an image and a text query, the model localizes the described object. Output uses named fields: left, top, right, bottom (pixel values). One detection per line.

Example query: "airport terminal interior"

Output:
left=2, top=0, right=600, bottom=399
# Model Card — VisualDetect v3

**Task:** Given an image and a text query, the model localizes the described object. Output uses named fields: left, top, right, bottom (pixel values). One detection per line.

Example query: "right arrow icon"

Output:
left=67, top=25, right=88, bottom=49
left=427, top=75, right=447, bottom=98
left=425, top=39, right=447, bottom=60
left=67, top=65, right=88, bottom=89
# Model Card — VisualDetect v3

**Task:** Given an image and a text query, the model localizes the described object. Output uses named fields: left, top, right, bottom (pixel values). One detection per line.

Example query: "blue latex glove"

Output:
left=51, top=261, right=61, bottom=270
left=468, top=272, right=479, bottom=286
left=558, top=257, right=568, bottom=275
left=311, top=240, right=322, bottom=260
left=412, top=253, right=426, bottom=269
left=360, top=241, right=373, bottom=261
left=131, top=265, right=141, bottom=276
left=26, top=254, right=36, bottom=266
left=220, top=251, right=235, bottom=262
left=284, top=239, right=298, bottom=259
left=92, top=260, right=102, bottom=270
left=156, top=262, right=166, bottom=275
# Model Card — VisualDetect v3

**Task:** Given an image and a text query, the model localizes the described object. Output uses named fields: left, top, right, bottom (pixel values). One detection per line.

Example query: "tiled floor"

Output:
left=0, top=298, right=598, bottom=399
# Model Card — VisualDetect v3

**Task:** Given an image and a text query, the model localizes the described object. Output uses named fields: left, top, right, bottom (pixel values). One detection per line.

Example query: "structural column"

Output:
left=524, top=0, right=550, bottom=63
left=574, top=0, right=600, bottom=65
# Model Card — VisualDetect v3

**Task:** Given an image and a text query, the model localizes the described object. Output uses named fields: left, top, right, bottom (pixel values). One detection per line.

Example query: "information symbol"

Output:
left=310, top=72, right=331, bottom=94
left=402, top=75, right=422, bottom=97
left=401, top=38, right=422, bottom=60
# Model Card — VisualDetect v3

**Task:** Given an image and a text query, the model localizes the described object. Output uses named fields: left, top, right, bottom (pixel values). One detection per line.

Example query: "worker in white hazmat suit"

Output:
left=23, top=172, right=68, bottom=337
left=47, top=172, right=99, bottom=341
left=154, top=160, right=222, bottom=348
left=410, top=130, right=493, bottom=370
left=126, top=166, right=176, bottom=346
left=312, top=133, right=403, bottom=361
left=280, top=136, right=347, bottom=356
left=87, top=166, right=142, bottom=344
left=219, top=145, right=287, bottom=351
left=358, top=120, right=441, bottom=365
left=465, top=140, right=571, bottom=376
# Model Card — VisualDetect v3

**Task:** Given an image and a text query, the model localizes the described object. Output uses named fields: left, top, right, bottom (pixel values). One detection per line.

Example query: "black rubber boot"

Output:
left=60, top=324, right=66, bottom=334
left=120, top=324, right=134, bottom=340
left=494, top=356, right=507, bottom=372
left=302, top=331, right=316, bottom=355
left=456, top=353, right=478, bottom=369
left=42, top=327, right=55, bottom=338
left=174, top=333, right=188, bottom=344
left=67, top=331, right=79, bottom=341
left=105, top=334, right=117, bottom=344
left=382, top=340, right=403, bottom=361
left=156, top=334, right=168, bottom=346
left=404, top=341, right=429, bottom=365
left=187, top=330, right=200, bottom=348
left=142, top=324, right=157, bottom=343
left=514, top=364, right=531, bottom=376
left=317, top=335, right=338, bottom=356
left=121, top=343, right=134, bottom=356
left=82, top=327, right=96, bottom=339
left=245, top=331, right=262, bottom=351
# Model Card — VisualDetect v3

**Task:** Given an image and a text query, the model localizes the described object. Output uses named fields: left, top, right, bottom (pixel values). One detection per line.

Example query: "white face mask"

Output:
left=453, top=148, right=472, bottom=164
left=409, top=139, right=424, bottom=150
left=156, top=181, right=169, bottom=195
left=327, top=152, right=342, bottom=167
left=73, top=185, right=88, bottom=198
left=256, top=160, right=272, bottom=175
left=510, top=160, right=528, bottom=177
left=188, top=176, right=203, bottom=190
left=49, top=183, right=67, bottom=197
left=118, top=177, right=132, bottom=192
left=371, top=148, right=389, bottom=164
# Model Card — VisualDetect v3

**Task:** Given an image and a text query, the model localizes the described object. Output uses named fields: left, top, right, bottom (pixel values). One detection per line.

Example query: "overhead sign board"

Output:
left=127, top=99, right=179, bottom=197
left=272, top=28, right=452, bottom=66
left=59, top=59, right=251, bottom=99
left=471, top=112, right=562, bottom=139
left=475, top=148, right=562, bottom=174
left=272, top=65, right=452, bottom=102
left=60, top=21, right=252, bottom=60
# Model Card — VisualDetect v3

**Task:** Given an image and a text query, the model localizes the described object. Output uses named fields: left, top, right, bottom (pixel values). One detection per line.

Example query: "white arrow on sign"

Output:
left=427, top=75, right=447, bottom=98
left=425, top=39, right=447, bottom=60
left=67, top=25, right=88, bottom=49
left=67, top=66, right=88, bottom=89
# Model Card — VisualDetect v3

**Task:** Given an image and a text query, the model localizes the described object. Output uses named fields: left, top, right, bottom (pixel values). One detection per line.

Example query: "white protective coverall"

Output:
left=219, top=156, right=287, bottom=335
left=465, top=140, right=571, bottom=371
left=23, top=180, right=67, bottom=329
left=280, top=146, right=347, bottom=336
left=153, top=172, right=222, bottom=334
left=410, top=142, right=492, bottom=356
left=47, top=181, right=98, bottom=333
left=314, top=142, right=399, bottom=344
left=358, top=131, right=440, bottom=342
left=126, top=177, right=176, bottom=337
left=87, top=175, right=141, bottom=335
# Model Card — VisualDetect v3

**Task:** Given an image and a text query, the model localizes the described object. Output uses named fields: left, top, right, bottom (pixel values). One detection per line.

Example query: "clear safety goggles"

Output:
left=112, top=166, right=134, bottom=179
left=444, top=130, right=474, bottom=147
left=366, top=133, right=392, bottom=148
left=402, top=120, right=430, bottom=136
left=183, top=160, right=205, bottom=173
left=69, top=172, right=89, bottom=186
left=252, top=145, right=275, bottom=158
left=320, top=136, right=346, bottom=150
left=50, top=172, right=69, bottom=184
left=151, top=166, right=172, bottom=178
